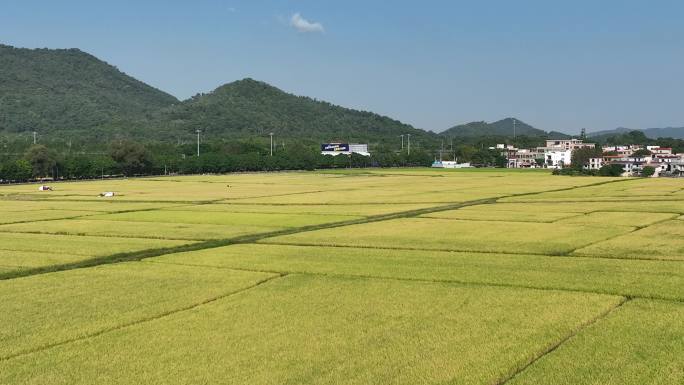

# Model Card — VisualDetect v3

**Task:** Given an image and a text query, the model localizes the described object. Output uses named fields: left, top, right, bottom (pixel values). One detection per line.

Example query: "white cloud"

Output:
left=290, top=13, right=324, bottom=33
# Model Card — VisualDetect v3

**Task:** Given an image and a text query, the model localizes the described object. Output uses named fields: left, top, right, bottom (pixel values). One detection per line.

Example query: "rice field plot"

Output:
left=165, top=203, right=442, bottom=216
left=230, top=170, right=609, bottom=205
left=150, top=243, right=684, bottom=301
left=0, top=262, right=276, bottom=359
left=0, top=232, right=191, bottom=270
left=554, top=211, right=678, bottom=227
left=0, top=200, right=181, bottom=213
left=509, top=300, right=684, bottom=385
left=261, top=217, right=634, bottom=255
left=0, top=274, right=622, bottom=385
left=1, top=177, right=335, bottom=202
left=0, top=219, right=285, bottom=241
left=0, top=209, right=96, bottom=224
left=0, top=250, right=99, bottom=273
left=422, top=205, right=579, bottom=223
left=500, top=178, right=684, bottom=203
left=86, top=210, right=363, bottom=228
left=488, top=201, right=684, bottom=214
left=231, top=188, right=473, bottom=204
left=573, top=219, right=684, bottom=261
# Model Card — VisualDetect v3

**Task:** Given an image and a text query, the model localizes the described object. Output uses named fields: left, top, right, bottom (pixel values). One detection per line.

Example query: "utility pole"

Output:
left=451, top=137, right=455, bottom=161
left=400, top=134, right=404, bottom=150
left=512, top=119, right=517, bottom=140
left=196, top=129, right=201, bottom=157
left=407, top=134, right=411, bottom=156
left=440, top=139, right=444, bottom=161
left=269, top=133, right=274, bottom=156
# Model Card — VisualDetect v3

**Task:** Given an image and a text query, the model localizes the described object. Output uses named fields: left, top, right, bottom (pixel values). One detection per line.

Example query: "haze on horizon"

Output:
left=2, top=0, right=683, bottom=134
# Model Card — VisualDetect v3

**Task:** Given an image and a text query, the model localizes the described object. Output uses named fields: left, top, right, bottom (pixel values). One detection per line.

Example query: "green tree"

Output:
left=471, top=149, right=505, bottom=167
left=641, top=166, right=656, bottom=177
left=632, top=149, right=652, bottom=157
left=571, top=147, right=603, bottom=169
left=24, top=144, right=56, bottom=178
left=108, top=140, right=152, bottom=176
left=1, top=159, right=33, bottom=181
left=454, top=145, right=476, bottom=162
left=599, top=164, right=624, bottom=177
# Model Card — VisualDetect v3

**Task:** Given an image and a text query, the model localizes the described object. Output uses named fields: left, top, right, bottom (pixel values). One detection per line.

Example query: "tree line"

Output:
left=0, top=140, right=436, bottom=183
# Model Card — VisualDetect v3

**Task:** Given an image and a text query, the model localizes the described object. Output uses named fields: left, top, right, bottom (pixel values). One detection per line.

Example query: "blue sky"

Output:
left=2, top=0, right=683, bottom=133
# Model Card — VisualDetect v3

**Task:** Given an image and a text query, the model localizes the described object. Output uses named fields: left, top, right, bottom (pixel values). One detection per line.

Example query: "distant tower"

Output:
left=580, top=128, right=586, bottom=140
left=512, top=119, right=517, bottom=139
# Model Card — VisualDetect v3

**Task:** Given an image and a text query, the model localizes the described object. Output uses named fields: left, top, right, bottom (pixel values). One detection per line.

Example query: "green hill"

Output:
left=440, top=118, right=548, bottom=137
left=0, top=44, right=178, bottom=139
left=157, top=78, right=431, bottom=145
left=589, top=127, right=684, bottom=140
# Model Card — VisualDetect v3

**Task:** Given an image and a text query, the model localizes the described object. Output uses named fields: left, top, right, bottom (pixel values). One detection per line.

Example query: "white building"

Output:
left=587, top=157, right=604, bottom=170
left=545, top=139, right=595, bottom=151
left=543, top=149, right=572, bottom=169
left=507, top=149, right=542, bottom=168
left=602, top=145, right=641, bottom=157
left=647, top=146, right=673, bottom=155
left=431, top=160, right=472, bottom=169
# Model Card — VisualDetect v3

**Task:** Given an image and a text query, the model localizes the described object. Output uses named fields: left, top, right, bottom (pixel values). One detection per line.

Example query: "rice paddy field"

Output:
left=1, top=168, right=682, bottom=384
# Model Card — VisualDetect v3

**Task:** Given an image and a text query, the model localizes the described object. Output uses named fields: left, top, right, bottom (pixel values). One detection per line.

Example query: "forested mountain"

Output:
left=587, top=127, right=633, bottom=137
left=0, top=44, right=432, bottom=145
left=156, top=78, right=430, bottom=145
left=588, top=127, right=684, bottom=140
left=0, top=45, right=178, bottom=139
left=642, top=127, right=684, bottom=139
left=440, top=118, right=552, bottom=138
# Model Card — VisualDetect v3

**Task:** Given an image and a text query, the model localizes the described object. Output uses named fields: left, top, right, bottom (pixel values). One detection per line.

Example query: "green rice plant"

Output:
left=573, top=219, right=684, bottom=260
left=423, top=207, right=578, bottom=222
left=0, top=274, right=621, bottom=385
left=0, top=210, right=95, bottom=224
left=164, top=203, right=441, bottom=216
left=488, top=201, right=684, bottom=214
left=86, top=210, right=363, bottom=228
left=554, top=211, right=678, bottom=227
left=0, top=262, right=275, bottom=359
left=0, top=219, right=284, bottom=241
left=149, top=243, right=684, bottom=301
left=0, top=232, right=191, bottom=256
left=262, top=218, right=634, bottom=255
left=509, top=299, right=684, bottom=385
left=500, top=179, right=684, bottom=203
left=0, top=250, right=96, bottom=273
left=0, top=200, right=180, bottom=213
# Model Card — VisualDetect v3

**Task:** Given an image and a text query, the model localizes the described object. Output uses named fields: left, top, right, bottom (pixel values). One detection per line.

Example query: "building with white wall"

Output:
left=545, top=139, right=595, bottom=151
left=543, top=149, right=573, bottom=169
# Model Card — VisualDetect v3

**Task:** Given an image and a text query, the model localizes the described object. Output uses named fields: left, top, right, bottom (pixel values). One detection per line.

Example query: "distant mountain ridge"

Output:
left=588, top=126, right=684, bottom=139
left=0, top=44, right=431, bottom=144
left=2, top=43, right=679, bottom=145
left=440, top=118, right=570, bottom=139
